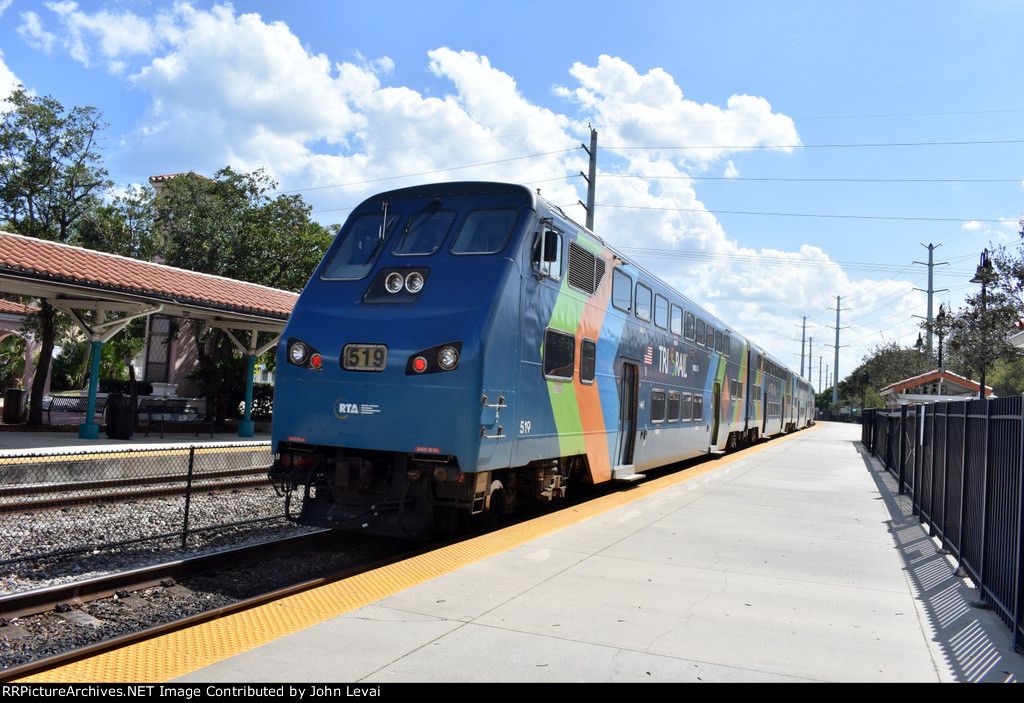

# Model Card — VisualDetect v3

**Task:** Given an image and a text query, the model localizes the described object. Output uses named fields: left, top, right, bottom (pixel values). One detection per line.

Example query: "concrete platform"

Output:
left=0, top=426, right=269, bottom=456
left=162, top=422, right=1024, bottom=683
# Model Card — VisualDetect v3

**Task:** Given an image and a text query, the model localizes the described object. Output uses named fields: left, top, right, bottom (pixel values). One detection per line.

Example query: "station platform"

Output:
left=14, top=422, right=1024, bottom=683
left=0, top=426, right=269, bottom=456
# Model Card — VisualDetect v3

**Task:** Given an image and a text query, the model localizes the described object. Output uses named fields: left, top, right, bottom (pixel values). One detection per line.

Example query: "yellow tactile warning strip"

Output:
left=16, top=426, right=818, bottom=683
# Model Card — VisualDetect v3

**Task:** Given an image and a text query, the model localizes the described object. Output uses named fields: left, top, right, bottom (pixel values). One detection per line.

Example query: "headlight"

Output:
left=289, top=341, right=308, bottom=364
left=437, top=345, right=459, bottom=370
left=385, top=272, right=404, bottom=294
left=405, top=271, right=425, bottom=293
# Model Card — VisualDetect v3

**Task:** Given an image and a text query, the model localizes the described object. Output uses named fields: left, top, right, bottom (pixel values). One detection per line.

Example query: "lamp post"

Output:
left=970, top=250, right=993, bottom=400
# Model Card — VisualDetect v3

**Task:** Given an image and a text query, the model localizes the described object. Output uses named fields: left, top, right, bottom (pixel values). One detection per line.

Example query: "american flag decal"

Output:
left=644, top=346, right=653, bottom=365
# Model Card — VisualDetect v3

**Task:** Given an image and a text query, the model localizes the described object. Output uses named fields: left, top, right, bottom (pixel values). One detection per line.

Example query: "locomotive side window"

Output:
left=681, top=393, right=693, bottom=421
left=654, top=294, right=669, bottom=329
left=392, top=209, right=456, bottom=255
left=636, top=283, right=652, bottom=321
left=695, top=319, right=706, bottom=346
left=651, top=389, right=666, bottom=423
left=715, top=330, right=723, bottom=353
left=693, top=394, right=704, bottom=422
left=667, top=391, right=680, bottom=422
left=533, top=227, right=563, bottom=280
left=684, top=311, right=695, bottom=341
left=670, top=304, right=683, bottom=336
left=452, top=208, right=519, bottom=254
left=320, top=212, right=401, bottom=280
left=580, top=337, right=596, bottom=384
left=542, top=328, right=575, bottom=380
left=612, top=269, right=632, bottom=312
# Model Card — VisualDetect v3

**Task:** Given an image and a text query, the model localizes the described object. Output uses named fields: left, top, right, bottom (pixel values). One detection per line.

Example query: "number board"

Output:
left=342, top=344, right=388, bottom=371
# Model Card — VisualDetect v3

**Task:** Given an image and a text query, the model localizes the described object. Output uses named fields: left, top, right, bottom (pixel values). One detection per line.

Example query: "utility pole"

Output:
left=831, top=296, right=847, bottom=405
left=800, top=316, right=807, bottom=377
left=913, top=243, right=948, bottom=355
left=807, top=337, right=813, bottom=384
left=579, top=126, right=597, bottom=231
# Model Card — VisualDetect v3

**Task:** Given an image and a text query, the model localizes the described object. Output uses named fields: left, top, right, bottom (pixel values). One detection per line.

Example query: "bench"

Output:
left=138, top=398, right=214, bottom=438
left=42, top=395, right=108, bottom=425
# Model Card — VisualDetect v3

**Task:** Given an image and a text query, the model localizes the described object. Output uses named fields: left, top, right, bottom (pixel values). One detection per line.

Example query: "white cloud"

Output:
left=17, top=3, right=925, bottom=383
left=0, top=50, right=18, bottom=106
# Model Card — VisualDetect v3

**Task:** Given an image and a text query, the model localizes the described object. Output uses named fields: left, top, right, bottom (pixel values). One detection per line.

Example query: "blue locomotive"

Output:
left=269, top=181, right=814, bottom=537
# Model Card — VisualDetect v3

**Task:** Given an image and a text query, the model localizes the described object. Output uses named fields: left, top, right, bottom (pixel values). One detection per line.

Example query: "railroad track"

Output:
left=0, top=529, right=426, bottom=682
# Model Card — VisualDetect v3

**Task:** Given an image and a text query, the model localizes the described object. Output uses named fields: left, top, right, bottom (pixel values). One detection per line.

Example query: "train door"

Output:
left=711, top=382, right=721, bottom=447
left=616, top=362, right=638, bottom=466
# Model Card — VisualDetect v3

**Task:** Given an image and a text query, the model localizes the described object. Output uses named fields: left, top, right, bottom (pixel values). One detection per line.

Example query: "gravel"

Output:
left=0, top=485, right=408, bottom=672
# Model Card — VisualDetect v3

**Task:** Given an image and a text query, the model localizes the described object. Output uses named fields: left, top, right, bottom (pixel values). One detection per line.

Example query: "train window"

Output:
left=392, top=209, right=457, bottom=255
left=724, top=335, right=731, bottom=358
left=667, top=391, right=680, bottom=422
left=542, top=328, right=575, bottom=380
left=320, top=211, right=401, bottom=280
left=684, top=312, right=695, bottom=341
left=612, top=269, right=632, bottom=312
left=681, top=393, right=693, bottom=421
left=452, top=208, right=519, bottom=254
left=651, top=389, right=666, bottom=423
left=715, top=330, right=723, bottom=353
left=532, top=227, right=563, bottom=280
left=670, top=304, right=683, bottom=336
left=580, top=338, right=596, bottom=384
left=692, top=394, right=704, bottom=422
left=654, top=295, right=669, bottom=329
left=636, top=283, right=652, bottom=321
left=695, top=319, right=705, bottom=346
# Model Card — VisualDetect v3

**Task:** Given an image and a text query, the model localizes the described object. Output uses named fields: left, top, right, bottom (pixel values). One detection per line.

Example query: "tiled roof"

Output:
left=0, top=298, right=37, bottom=315
left=879, top=368, right=990, bottom=395
left=0, top=231, right=297, bottom=320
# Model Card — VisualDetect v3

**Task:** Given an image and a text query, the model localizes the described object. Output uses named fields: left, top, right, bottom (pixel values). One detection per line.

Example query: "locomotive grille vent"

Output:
left=567, top=241, right=605, bottom=296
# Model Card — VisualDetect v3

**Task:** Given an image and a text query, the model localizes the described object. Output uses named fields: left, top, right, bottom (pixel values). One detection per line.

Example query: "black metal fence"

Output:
left=863, top=398, right=1024, bottom=651
left=0, top=442, right=285, bottom=566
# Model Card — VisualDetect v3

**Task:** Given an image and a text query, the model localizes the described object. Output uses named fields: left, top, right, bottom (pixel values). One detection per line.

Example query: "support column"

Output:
left=79, top=340, right=103, bottom=439
left=238, top=354, right=257, bottom=438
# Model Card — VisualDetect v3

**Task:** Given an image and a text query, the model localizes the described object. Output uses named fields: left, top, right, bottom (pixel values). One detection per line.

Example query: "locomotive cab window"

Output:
left=651, top=389, right=666, bottom=423
left=636, top=283, right=652, bottom=322
left=320, top=211, right=401, bottom=280
left=533, top=226, right=563, bottom=280
left=392, top=208, right=456, bottom=255
left=452, top=208, right=519, bottom=254
left=612, top=269, right=632, bottom=312
left=670, top=304, right=683, bottom=336
left=580, top=338, right=596, bottom=384
left=654, top=294, right=669, bottom=329
left=543, top=328, right=575, bottom=380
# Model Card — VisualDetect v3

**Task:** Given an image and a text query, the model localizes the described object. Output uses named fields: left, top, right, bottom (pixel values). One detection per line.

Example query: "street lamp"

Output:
left=970, top=250, right=993, bottom=400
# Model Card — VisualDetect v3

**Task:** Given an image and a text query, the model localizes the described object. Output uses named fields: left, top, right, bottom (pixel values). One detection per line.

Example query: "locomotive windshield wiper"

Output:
left=378, top=200, right=389, bottom=241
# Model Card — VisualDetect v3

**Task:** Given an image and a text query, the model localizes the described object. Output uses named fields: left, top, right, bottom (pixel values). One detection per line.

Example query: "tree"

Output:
left=834, top=340, right=935, bottom=410
left=153, top=167, right=333, bottom=421
left=0, top=88, right=112, bottom=425
left=154, top=167, right=332, bottom=293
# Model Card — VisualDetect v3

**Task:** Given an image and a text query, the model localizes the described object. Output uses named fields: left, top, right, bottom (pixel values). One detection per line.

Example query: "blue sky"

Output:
left=2, top=0, right=1024, bottom=390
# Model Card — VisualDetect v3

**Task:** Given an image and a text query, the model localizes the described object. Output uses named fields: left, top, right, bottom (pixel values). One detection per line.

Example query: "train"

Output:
left=268, top=181, right=815, bottom=538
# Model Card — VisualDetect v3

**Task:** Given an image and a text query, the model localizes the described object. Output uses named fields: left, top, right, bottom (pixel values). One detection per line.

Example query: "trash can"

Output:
left=105, top=393, right=135, bottom=439
left=2, top=388, right=26, bottom=424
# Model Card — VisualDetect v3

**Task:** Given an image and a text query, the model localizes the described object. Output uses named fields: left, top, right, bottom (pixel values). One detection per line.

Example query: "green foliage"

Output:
left=154, top=167, right=333, bottom=292
left=838, top=340, right=935, bottom=409
left=0, top=87, right=111, bottom=242
left=0, top=335, right=26, bottom=388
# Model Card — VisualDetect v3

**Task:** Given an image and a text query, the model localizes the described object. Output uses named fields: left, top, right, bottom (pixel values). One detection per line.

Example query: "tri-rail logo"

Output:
left=334, top=399, right=382, bottom=419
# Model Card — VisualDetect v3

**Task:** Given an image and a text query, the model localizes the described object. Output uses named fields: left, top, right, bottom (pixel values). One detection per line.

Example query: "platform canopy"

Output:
left=0, top=230, right=299, bottom=437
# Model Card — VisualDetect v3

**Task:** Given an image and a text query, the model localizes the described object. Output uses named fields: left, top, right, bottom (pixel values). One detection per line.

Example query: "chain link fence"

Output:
left=0, top=442, right=288, bottom=567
